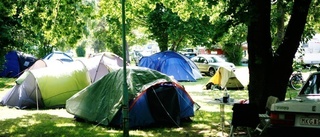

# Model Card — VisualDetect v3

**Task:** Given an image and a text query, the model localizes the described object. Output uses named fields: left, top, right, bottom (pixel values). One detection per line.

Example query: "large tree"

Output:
left=248, top=0, right=312, bottom=112
left=147, top=3, right=216, bottom=51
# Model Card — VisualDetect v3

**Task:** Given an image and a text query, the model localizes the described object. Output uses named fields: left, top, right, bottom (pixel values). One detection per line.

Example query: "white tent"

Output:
left=80, top=52, right=127, bottom=82
left=27, top=59, right=64, bottom=70
left=1, top=52, right=127, bottom=109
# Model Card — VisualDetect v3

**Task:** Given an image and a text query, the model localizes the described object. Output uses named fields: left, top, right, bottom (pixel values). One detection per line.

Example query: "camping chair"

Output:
left=255, top=96, right=279, bottom=135
left=229, top=103, right=260, bottom=137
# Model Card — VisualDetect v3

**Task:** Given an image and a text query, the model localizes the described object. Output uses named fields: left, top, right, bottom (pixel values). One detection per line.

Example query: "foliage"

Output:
left=1, top=0, right=320, bottom=62
left=0, top=0, right=24, bottom=66
left=76, top=44, right=86, bottom=57
left=36, top=44, right=54, bottom=58
left=222, top=43, right=243, bottom=66
left=0, top=78, right=15, bottom=91
left=146, top=3, right=218, bottom=51
left=13, top=0, right=93, bottom=58
left=146, top=3, right=170, bottom=51
left=90, top=16, right=122, bottom=55
left=270, top=0, right=319, bottom=49
left=1, top=0, right=94, bottom=60
left=0, top=56, right=4, bottom=71
left=220, top=24, right=247, bottom=65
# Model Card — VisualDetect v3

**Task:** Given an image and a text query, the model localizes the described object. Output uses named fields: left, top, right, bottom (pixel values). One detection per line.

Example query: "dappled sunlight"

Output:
left=0, top=113, right=121, bottom=136
left=129, top=131, right=158, bottom=136
left=55, top=123, right=76, bottom=127
left=191, top=123, right=212, bottom=129
left=0, top=107, right=73, bottom=120
left=19, top=116, right=41, bottom=127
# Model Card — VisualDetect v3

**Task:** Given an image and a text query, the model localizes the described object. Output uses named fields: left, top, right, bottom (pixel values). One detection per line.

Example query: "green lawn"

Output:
left=0, top=75, right=299, bottom=137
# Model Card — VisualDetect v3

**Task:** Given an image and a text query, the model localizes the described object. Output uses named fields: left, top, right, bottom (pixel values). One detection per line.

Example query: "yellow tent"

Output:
left=207, top=67, right=244, bottom=90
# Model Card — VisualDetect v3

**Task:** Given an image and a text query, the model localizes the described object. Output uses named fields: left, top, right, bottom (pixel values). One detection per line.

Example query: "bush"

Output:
left=76, top=45, right=86, bottom=57
left=223, top=43, right=243, bottom=66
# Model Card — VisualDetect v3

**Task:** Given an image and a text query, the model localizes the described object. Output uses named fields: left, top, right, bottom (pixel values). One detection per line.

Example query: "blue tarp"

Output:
left=138, top=51, right=202, bottom=82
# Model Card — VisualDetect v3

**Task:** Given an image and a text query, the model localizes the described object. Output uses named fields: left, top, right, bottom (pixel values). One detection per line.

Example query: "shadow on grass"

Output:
left=0, top=109, right=230, bottom=137
left=0, top=113, right=123, bottom=136
left=116, top=110, right=228, bottom=137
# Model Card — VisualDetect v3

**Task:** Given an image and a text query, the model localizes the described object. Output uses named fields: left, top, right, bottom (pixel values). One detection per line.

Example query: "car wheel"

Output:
left=208, top=68, right=215, bottom=76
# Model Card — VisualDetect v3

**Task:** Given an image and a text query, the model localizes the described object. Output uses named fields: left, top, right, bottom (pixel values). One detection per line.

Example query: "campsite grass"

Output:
left=0, top=78, right=15, bottom=91
left=0, top=74, right=299, bottom=137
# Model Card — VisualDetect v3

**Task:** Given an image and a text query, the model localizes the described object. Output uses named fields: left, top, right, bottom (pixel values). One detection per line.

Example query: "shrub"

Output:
left=76, top=45, right=86, bottom=57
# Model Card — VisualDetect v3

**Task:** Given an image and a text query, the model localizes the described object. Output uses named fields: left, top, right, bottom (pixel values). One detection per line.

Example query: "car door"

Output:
left=197, top=57, right=208, bottom=72
left=191, top=57, right=202, bottom=71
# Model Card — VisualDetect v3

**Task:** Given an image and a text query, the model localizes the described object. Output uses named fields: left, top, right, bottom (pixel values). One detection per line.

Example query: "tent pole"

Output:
left=121, top=0, right=129, bottom=136
left=36, top=80, right=39, bottom=110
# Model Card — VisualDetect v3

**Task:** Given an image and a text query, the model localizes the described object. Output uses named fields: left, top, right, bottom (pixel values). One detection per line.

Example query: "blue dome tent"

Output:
left=0, top=51, right=37, bottom=78
left=43, top=51, right=73, bottom=62
left=138, top=51, right=202, bottom=82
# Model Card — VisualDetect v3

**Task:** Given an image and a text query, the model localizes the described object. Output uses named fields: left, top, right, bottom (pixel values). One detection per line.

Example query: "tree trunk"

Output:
left=248, top=0, right=312, bottom=113
left=247, top=0, right=273, bottom=113
left=271, top=0, right=312, bottom=101
left=157, top=34, right=169, bottom=52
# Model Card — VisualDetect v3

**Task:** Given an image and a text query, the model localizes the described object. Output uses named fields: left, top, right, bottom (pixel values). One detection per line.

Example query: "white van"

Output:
left=296, top=34, right=320, bottom=67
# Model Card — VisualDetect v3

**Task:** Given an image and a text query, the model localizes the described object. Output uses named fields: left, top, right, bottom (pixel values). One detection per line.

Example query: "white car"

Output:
left=270, top=71, right=320, bottom=134
left=190, top=54, right=236, bottom=76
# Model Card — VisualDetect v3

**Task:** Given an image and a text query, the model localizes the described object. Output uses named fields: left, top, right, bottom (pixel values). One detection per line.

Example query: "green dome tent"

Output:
left=66, top=67, right=198, bottom=128
left=1, top=61, right=91, bottom=109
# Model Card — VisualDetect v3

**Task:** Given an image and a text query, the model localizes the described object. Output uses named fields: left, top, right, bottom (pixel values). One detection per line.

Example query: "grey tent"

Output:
left=0, top=52, right=128, bottom=109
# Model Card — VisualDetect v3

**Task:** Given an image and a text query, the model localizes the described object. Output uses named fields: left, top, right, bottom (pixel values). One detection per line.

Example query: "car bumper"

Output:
left=267, top=125, right=320, bottom=136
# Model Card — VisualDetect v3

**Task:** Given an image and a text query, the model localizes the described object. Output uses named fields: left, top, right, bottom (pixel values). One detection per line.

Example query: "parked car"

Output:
left=190, top=54, right=236, bottom=76
left=182, top=52, right=197, bottom=59
left=269, top=71, right=320, bottom=134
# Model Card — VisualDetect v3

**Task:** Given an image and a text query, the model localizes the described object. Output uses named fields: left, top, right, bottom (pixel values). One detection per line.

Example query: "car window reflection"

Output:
left=303, top=74, right=320, bottom=95
left=199, top=58, right=205, bottom=63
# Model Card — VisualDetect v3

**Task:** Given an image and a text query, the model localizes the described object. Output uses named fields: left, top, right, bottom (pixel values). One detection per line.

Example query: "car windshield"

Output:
left=301, top=73, right=320, bottom=95
left=207, top=56, right=226, bottom=63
